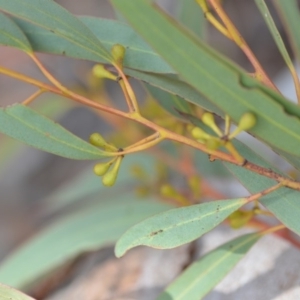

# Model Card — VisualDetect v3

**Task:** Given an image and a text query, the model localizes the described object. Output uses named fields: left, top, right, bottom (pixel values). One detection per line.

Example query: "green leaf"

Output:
left=0, top=196, right=172, bottom=288
left=115, top=198, right=247, bottom=257
left=127, top=69, right=223, bottom=115
left=0, top=0, right=111, bottom=62
left=12, top=15, right=173, bottom=73
left=224, top=140, right=300, bottom=236
left=0, top=104, right=111, bottom=160
left=146, top=84, right=192, bottom=118
left=158, top=233, right=261, bottom=300
left=0, top=12, right=32, bottom=52
left=177, top=0, right=206, bottom=39
left=111, top=0, right=300, bottom=158
left=274, top=0, right=300, bottom=61
left=81, top=17, right=173, bottom=73
left=255, top=0, right=297, bottom=87
left=0, top=283, right=35, bottom=300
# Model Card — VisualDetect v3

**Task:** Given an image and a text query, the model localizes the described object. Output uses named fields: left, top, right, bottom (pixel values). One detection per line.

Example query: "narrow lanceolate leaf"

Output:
left=255, top=0, right=293, bottom=68
left=177, top=0, right=206, bottom=39
left=0, top=12, right=32, bottom=52
left=115, top=198, right=247, bottom=257
left=274, top=0, right=300, bottom=61
left=0, top=104, right=111, bottom=160
left=81, top=17, right=173, bottom=73
left=12, top=16, right=172, bottom=73
left=0, top=0, right=111, bottom=63
left=0, top=196, right=172, bottom=288
left=157, top=233, right=261, bottom=300
left=0, top=283, right=35, bottom=300
left=255, top=0, right=300, bottom=100
left=224, top=140, right=300, bottom=236
left=111, top=0, right=300, bottom=158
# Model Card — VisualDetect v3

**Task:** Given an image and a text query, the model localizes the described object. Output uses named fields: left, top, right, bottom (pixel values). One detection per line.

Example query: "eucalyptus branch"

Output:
left=2, top=61, right=300, bottom=193
left=22, top=89, right=45, bottom=105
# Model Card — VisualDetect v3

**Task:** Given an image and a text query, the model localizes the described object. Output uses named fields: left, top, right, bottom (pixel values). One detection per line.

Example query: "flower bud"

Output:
left=205, top=138, right=222, bottom=151
left=237, top=112, right=256, bottom=131
left=160, top=184, right=177, bottom=198
left=93, top=160, right=114, bottom=176
left=191, top=127, right=210, bottom=141
left=102, top=156, right=123, bottom=187
left=229, top=112, right=256, bottom=139
left=92, top=64, right=118, bottom=81
left=89, top=133, right=106, bottom=147
left=201, top=112, right=222, bottom=136
left=228, top=210, right=253, bottom=229
left=89, top=133, right=118, bottom=152
left=111, top=44, right=126, bottom=68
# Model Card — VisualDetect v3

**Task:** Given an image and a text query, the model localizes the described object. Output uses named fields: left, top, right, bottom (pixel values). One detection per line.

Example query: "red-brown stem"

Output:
left=2, top=65, right=300, bottom=192
left=208, top=0, right=278, bottom=91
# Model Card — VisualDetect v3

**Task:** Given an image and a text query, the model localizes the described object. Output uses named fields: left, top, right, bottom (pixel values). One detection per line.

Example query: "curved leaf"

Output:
left=115, top=198, right=247, bottom=257
left=0, top=196, right=172, bottom=288
left=12, top=16, right=172, bottom=73
left=111, top=0, right=300, bottom=158
left=0, top=283, right=35, bottom=300
left=0, top=0, right=111, bottom=62
left=0, top=12, right=31, bottom=52
left=274, top=0, right=300, bottom=61
left=158, top=233, right=261, bottom=300
left=0, top=104, right=111, bottom=160
left=224, top=140, right=300, bottom=236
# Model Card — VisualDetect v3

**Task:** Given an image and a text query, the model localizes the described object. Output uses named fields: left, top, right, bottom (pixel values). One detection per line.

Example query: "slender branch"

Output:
left=208, top=0, right=278, bottom=91
left=30, top=54, right=71, bottom=95
left=243, top=161, right=300, bottom=190
left=0, top=66, right=58, bottom=93
left=22, top=89, right=45, bottom=105
left=114, top=64, right=140, bottom=113
left=246, top=182, right=284, bottom=203
left=123, top=132, right=160, bottom=150
left=2, top=63, right=300, bottom=192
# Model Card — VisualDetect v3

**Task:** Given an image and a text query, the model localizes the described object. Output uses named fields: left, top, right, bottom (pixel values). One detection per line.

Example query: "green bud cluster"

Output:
left=228, top=210, right=253, bottom=229
left=93, top=156, right=123, bottom=187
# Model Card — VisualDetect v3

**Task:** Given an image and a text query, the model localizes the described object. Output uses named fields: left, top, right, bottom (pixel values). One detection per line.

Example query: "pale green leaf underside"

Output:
left=0, top=104, right=111, bottom=160
left=274, top=0, right=300, bottom=61
left=0, top=0, right=111, bottom=62
left=12, top=16, right=172, bottom=73
left=158, top=233, right=260, bottom=300
left=115, top=198, right=247, bottom=257
left=0, top=196, right=171, bottom=288
left=0, top=283, right=35, bottom=300
left=224, top=141, right=300, bottom=236
left=0, top=12, right=31, bottom=52
left=111, top=0, right=300, bottom=158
